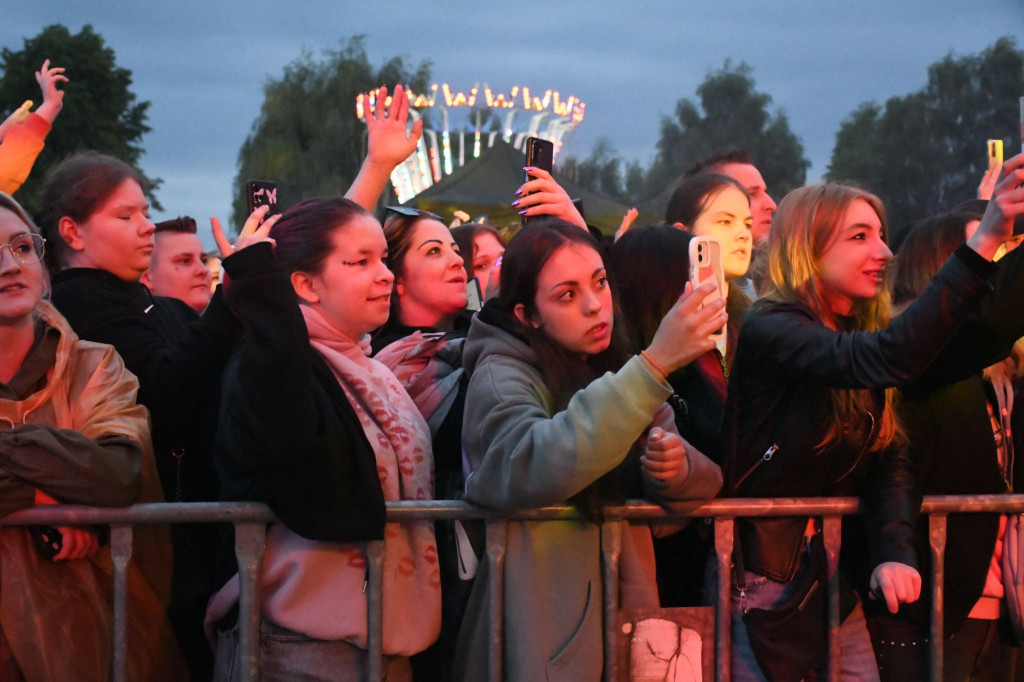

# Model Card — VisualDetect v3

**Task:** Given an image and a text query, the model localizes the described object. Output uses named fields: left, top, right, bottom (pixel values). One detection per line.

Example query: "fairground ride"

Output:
left=356, top=83, right=586, bottom=203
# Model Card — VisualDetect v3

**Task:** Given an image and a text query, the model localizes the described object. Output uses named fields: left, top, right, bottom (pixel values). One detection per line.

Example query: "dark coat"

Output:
left=722, top=245, right=996, bottom=582
left=215, top=243, right=385, bottom=543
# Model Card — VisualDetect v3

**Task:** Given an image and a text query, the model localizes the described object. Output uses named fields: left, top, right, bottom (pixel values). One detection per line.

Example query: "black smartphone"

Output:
left=523, top=137, right=554, bottom=225
left=246, top=180, right=280, bottom=221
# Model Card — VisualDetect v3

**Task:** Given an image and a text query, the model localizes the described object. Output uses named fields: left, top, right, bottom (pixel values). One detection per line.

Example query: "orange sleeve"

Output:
left=0, top=113, right=51, bottom=195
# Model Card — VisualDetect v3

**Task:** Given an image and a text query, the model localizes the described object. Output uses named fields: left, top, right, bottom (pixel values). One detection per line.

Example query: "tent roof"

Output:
left=406, top=141, right=633, bottom=234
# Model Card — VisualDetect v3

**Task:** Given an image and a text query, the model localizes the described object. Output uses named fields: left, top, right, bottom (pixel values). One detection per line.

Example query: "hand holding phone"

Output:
left=246, top=180, right=280, bottom=223
left=521, top=137, right=554, bottom=225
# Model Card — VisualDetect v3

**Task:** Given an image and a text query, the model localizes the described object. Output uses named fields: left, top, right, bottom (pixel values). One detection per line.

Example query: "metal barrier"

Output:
left=4, top=494, right=1024, bottom=682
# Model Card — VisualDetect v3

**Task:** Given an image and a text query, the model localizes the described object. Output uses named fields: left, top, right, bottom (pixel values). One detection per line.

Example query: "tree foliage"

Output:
left=560, top=139, right=629, bottom=201
left=644, top=61, right=809, bottom=200
left=0, top=24, right=156, bottom=213
left=232, top=37, right=431, bottom=229
left=826, top=37, right=1024, bottom=238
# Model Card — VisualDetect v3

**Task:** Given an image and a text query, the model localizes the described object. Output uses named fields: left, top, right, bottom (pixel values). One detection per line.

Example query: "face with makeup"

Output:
left=394, top=219, right=467, bottom=328
left=817, top=199, right=893, bottom=315
left=516, top=242, right=613, bottom=357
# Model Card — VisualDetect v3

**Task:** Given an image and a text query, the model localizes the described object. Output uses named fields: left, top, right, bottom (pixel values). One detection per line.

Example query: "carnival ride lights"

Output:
left=356, top=83, right=587, bottom=203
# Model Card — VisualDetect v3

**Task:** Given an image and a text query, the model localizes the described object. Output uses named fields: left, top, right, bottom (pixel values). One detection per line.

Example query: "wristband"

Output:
left=640, top=350, right=669, bottom=381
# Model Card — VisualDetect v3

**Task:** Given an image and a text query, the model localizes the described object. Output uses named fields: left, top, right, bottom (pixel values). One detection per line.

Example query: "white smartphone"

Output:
left=689, top=236, right=725, bottom=340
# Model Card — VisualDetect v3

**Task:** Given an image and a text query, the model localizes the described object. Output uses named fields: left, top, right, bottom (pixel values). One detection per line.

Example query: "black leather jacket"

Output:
left=722, top=245, right=996, bottom=582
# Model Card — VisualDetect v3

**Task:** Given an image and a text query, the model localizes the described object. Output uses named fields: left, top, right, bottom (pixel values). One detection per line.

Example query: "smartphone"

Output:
left=465, top=277, right=483, bottom=312
left=988, top=139, right=1004, bottom=170
left=13, top=100, right=32, bottom=124
left=246, top=180, right=280, bottom=221
left=523, top=137, right=554, bottom=225
left=689, top=236, right=725, bottom=340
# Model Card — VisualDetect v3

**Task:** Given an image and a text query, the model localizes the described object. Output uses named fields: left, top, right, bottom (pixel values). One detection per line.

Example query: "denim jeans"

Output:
left=213, top=618, right=412, bottom=682
left=728, top=539, right=880, bottom=682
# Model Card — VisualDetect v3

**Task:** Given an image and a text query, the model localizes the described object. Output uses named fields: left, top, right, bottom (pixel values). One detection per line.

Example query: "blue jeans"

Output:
left=729, top=539, right=880, bottom=681
left=213, top=618, right=412, bottom=682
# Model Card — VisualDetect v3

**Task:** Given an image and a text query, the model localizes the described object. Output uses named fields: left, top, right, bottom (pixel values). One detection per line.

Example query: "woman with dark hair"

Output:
left=609, top=224, right=737, bottom=606
left=0, top=192, right=185, bottom=680
left=371, top=209, right=476, bottom=681
left=34, top=82, right=423, bottom=679
left=206, top=196, right=439, bottom=681
left=373, top=208, right=469, bottom=351
left=34, top=150, right=276, bottom=678
left=720, top=162, right=1024, bottom=680
left=865, top=208, right=1024, bottom=679
left=452, top=220, right=725, bottom=682
left=450, top=222, right=505, bottom=295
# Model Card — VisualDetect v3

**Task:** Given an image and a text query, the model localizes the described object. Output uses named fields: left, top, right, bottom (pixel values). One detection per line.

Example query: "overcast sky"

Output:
left=3, top=1, right=1021, bottom=245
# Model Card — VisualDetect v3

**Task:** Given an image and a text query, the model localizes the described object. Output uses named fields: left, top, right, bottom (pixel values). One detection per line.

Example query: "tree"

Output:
left=644, top=61, right=809, bottom=200
left=826, top=37, right=1024, bottom=239
left=232, top=37, right=431, bottom=229
left=0, top=24, right=157, bottom=213
left=560, top=139, right=627, bottom=201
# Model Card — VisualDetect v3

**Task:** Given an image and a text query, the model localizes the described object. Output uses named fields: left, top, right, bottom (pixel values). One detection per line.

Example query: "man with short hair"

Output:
left=141, top=216, right=212, bottom=313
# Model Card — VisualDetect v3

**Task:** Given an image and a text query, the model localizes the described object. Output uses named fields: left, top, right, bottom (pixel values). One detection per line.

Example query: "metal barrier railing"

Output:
left=4, top=494, right=1024, bottom=682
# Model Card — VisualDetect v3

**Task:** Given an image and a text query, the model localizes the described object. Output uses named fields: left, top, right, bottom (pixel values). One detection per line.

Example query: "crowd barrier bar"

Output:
left=4, top=494, right=1024, bottom=682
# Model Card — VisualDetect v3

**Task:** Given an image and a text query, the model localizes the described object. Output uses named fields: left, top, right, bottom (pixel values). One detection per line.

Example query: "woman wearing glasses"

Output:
left=0, top=192, right=184, bottom=680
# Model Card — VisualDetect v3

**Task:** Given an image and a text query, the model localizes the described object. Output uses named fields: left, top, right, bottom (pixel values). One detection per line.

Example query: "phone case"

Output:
left=246, top=180, right=280, bottom=218
left=523, top=138, right=555, bottom=225
left=689, top=236, right=726, bottom=340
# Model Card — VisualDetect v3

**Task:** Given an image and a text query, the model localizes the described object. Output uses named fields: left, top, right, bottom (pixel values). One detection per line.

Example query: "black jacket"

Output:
left=870, top=242, right=1024, bottom=638
left=215, top=243, right=385, bottom=543
left=51, top=267, right=240, bottom=504
left=723, top=245, right=996, bottom=582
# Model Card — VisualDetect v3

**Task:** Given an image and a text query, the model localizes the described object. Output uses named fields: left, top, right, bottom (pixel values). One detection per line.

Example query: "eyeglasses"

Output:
left=0, top=233, right=45, bottom=266
left=383, top=206, right=444, bottom=223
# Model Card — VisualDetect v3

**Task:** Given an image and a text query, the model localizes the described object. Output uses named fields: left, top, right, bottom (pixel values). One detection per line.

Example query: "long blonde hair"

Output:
left=764, top=184, right=903, bottom=453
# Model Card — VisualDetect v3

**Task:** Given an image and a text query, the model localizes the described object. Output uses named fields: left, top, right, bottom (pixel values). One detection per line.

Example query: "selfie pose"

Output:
left=722, top=157, right=1024, bottom=681
left=453, top=221, right=724, bottom=682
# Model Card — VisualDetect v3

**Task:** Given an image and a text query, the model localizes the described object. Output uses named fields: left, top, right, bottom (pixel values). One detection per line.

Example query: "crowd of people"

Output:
left=2, top=56, right=1024, bottom=682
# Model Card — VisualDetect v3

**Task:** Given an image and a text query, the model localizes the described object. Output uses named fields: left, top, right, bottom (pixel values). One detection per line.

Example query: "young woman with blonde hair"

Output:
left=722, top=158, right=1024, bottom=681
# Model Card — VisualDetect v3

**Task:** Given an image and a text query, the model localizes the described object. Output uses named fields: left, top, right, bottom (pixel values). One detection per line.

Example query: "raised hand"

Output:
left=512, top=167, right=586, bottom=229
left=644, top=281, right=727, bottom=376
left=34, top=59, right=68, bottom=124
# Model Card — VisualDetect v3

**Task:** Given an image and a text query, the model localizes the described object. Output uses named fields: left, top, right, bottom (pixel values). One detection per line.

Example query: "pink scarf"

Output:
left=207, top=307, right=441, bottom=653
left=303, top=306, right=435, bottom=502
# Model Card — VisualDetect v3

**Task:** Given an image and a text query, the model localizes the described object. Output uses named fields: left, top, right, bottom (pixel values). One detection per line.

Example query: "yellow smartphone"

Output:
left=988, top=139, right=1004, bottom=170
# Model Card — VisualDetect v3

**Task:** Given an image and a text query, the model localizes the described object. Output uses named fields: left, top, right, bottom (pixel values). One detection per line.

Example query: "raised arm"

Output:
left=345, top=83, right=423, bottom=211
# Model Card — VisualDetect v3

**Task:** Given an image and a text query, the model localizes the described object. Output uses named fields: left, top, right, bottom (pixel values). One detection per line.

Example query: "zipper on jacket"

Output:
left=734, top=443, right=779, bottom=491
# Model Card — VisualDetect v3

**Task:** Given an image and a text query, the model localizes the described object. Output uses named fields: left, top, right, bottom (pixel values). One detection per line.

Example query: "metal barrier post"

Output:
left=234, top=521, right=267, bottom=682
left=929, top=513, right=948, bottom=682
left=110, top=524, right=133, bottom=682
left=822, top=515, right=842, bottom=682
left=714, top=518, right=734, bottom=682
left=600, top=521, right=622, bottom=682
left=366, top=539, right=386, bottom=682
left=485, top=520, right=507, bottom=682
